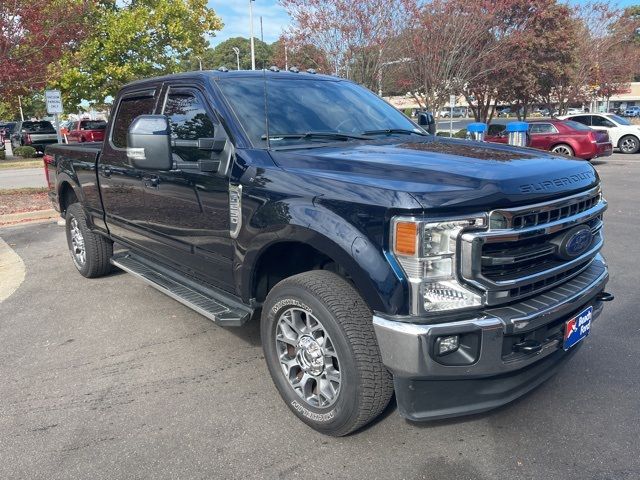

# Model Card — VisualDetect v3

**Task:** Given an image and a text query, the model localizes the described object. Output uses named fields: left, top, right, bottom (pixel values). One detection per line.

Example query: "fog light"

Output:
left=436, top=335, right=459, bottom=356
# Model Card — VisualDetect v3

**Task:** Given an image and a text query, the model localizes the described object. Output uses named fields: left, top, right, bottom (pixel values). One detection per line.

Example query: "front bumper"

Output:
left=373, top=255, right=609, bottom=421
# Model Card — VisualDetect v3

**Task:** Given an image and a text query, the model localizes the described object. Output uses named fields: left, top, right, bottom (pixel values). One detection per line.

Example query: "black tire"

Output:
left=261, top=270, right=393, bottom=436
left=618, top=135, right=640, bottom=154
left=65, top=203, right=113, bottom=278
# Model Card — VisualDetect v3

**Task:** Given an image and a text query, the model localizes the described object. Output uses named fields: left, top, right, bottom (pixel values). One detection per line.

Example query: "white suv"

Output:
left=624, top=106, right=640, bottom=117
left=558, top=113, right=640, bottom=154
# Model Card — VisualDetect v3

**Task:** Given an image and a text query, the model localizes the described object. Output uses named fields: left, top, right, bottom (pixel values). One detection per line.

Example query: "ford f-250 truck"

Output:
left=45, top=70, right=613, bottom=436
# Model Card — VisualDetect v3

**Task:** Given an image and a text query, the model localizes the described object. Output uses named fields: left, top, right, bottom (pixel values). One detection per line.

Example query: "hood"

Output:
left=269, top=137, right=599, bottom=211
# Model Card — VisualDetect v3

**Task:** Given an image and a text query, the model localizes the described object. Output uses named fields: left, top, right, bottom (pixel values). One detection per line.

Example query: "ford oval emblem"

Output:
left=554, top=226, right=593, bottom=260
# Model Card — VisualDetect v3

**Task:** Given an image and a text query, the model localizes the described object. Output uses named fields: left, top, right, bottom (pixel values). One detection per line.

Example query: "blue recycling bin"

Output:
left=506, top=121, right=529, bottom=147
left=466, top=122, right=487, bottom=141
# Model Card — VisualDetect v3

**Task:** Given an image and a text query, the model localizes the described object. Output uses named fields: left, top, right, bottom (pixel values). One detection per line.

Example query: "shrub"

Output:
left=404, top=108, right=413, bottom=118
left=13, top=146, right=37, bottom=158
left=436, top=129, right=468, bottom=138
left=0, top=149, right=5, bottom=160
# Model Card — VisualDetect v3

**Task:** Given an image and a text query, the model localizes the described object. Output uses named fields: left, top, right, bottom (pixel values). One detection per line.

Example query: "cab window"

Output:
left=571, top=115, right=591, bottom=126
left=163, top=90, right=216, bottom=162
left=111, top=92, right=156, bottom=148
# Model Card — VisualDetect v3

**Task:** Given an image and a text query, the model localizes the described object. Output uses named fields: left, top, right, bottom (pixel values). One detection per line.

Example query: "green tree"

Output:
left=51, top=0, right=223, bottom=107
left=190, top=37, right=274, bottom=71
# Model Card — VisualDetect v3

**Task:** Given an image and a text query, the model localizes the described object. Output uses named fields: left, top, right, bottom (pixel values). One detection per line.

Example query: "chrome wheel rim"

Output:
left=275, top=307, right=341, bottom=409
left=552, top=145, right=572, bottom=156
left=620, top=137, right=638, bottom=153
left=69, top=217, right=86, bottom=267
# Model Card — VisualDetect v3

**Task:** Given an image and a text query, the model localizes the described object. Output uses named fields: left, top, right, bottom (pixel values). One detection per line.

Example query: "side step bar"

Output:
left=111, top=253, right=252, bottom=327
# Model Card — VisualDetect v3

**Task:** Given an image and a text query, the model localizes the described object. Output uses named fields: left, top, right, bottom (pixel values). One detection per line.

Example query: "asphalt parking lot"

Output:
left=1, top=153, right=639, bottom=480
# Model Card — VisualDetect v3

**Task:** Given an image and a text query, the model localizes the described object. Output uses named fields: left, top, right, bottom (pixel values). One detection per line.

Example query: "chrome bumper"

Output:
left=373, top=255, right=609, bottom=379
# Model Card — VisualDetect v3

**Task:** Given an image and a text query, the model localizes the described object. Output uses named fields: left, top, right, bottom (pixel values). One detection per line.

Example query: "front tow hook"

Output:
left=513, top=339, right=542, bottom=354
left=596, top=292, right=615, bottom=302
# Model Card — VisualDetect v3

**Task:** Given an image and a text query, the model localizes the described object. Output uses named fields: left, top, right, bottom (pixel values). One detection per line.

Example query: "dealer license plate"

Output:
left=563, top=306, right=593, bottom=351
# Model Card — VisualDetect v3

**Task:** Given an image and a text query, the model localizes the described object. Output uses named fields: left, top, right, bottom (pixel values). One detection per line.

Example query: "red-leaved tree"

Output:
left=0, top=0, right=88, bottom=100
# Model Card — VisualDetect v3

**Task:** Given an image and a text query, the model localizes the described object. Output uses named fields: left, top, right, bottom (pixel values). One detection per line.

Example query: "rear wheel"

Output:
left=618, top=135, right=639, bottom=154
left=65, top=203, right=113, bottom=278
left=551, top=144, right=574, bottom=157
left=261, top=270, right=393, bottom=436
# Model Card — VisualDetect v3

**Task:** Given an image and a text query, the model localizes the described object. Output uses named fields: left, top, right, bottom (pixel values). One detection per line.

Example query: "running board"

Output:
left=111, top=253, right=252, bottom=327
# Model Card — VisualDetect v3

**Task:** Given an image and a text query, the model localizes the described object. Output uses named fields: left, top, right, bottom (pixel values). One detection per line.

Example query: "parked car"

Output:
left=45, top=70, right=611, bottom=436
left=566, top=108, right=585, bottom=115
left=439, top=107, right=465, bottom=118
left=624, top=106, right=640, bottom=117
left=485, top=120, right=612, bottom=160
left=65, top=119, right=107, bottom=143
left=558, top=113, right=640, bottom=154
left=10, top=120, right=58, bottom=154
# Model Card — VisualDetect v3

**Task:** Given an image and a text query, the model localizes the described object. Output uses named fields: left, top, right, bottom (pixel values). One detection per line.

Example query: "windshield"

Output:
left=22, top=121, right=55, bottom=132
left=215, top=76, right=423, bottom=147
left=80, top=120, right=107, bottom=130
left=606, top=114, right=631, bottom=126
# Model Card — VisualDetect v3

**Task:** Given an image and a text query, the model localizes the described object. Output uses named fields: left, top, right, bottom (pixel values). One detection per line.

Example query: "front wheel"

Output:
left=65, top=203, right=113, bottom=278
left=261, top=270, right=393, bottom=436
left=618, top=135, right=639, bottom=154
left=551, top=144, right=574, bottom=157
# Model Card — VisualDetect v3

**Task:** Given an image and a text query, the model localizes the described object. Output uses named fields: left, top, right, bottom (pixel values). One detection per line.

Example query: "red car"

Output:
left=65, top=119, right=107, bottom=143
left=485, top=119, right=612, bottom=160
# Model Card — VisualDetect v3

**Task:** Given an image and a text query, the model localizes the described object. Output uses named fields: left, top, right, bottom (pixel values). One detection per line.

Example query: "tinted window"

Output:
left=591, top=116, right=615, bottom=128
left=21, top=121, right=55, bottom=132
left=163, top=91, right=216, bottom=162
left=80, top=120, right=107, bottom=130
left=570, top=115, right=591, bottom=126
left=111, top=93, right=156, bottom=148
left=530, top=123, right=557, bottom=134
left=564, top=120, right=592, bottom=131
left=164, top=92, right=215, bottom=141
left=216, top=77, right=422, bottom=147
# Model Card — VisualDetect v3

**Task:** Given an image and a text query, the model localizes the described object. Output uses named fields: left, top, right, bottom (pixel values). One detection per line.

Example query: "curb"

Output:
left=0, top=209, right=58, bottom=226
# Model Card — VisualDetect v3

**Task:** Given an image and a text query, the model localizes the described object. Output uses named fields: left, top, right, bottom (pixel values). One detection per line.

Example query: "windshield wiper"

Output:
left=362, top=128, right=428, bottom=136
left=261, top=131, right=371, bottom=141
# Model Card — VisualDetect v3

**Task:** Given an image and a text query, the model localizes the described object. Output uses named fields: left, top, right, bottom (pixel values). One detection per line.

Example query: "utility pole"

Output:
left=284, top=43, right=288, bottom=71
left=18, top=95, right=24, bottom=121
left=249, top=0, right=256, bottom=71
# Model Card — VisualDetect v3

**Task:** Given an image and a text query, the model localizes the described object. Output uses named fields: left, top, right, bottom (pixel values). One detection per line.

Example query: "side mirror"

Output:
left=127, top=115, right=172, bottom=170
left=417, top=113, right=436, bottom=135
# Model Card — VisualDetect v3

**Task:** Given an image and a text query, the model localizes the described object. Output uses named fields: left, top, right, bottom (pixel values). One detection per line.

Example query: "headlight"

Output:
left=391, top=216, right=485, bottom=315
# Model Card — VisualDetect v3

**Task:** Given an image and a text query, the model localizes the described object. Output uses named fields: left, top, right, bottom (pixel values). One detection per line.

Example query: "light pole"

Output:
left=232, top=47, right=240, bottom=70
left=18, top=95, right=24, bottom=121
left=249, top=0, right=256, bottom=71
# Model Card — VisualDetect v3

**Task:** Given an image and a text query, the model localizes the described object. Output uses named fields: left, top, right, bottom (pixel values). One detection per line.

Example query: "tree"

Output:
left=399, top=0, right=506, bottom=117
left=271, top=38, right=330, bottom=72
left=210, top=37, right=272, bottom=71
left=0, top=0, right=88, bottom=97
left=280, top=0, right=405, bottom=89
left=51, top=0, right=223, bottom=107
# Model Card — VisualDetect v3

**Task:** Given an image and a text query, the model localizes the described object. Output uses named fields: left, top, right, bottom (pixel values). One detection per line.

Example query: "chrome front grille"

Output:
left=460, top=186, right=606, bottom=306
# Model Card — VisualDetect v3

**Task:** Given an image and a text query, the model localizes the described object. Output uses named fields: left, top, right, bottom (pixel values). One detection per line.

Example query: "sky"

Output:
left=207, top=1, right=289, bottom=46
left=206, top=0, right=639, bottom=47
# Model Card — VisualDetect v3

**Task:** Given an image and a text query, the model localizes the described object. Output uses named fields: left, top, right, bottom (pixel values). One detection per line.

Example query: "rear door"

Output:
left=139, top=84, right=235, bottom=291
left=99, top=87, right=160, bottom=248
left=529, top=122, right=559, bottom=151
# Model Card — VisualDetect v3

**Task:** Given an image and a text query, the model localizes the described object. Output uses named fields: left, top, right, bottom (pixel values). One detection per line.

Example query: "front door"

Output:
left=140, top=85, right=235, bottom=292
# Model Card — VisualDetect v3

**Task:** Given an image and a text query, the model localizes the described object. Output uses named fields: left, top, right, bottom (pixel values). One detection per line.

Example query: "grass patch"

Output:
left=0, top=159, right=42, bottom=170
left=0, top=187, right=48, bottom=195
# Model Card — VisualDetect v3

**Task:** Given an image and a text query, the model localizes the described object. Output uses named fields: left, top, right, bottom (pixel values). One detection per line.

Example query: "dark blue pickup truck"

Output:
left=46, top=70, right=612, bottom=436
